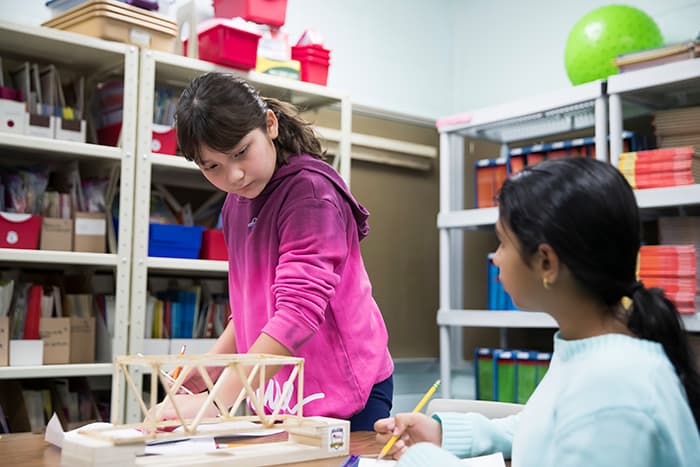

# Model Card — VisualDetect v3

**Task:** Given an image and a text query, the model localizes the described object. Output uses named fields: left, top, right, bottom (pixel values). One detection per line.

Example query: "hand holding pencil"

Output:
left=375, top=380, right=441, bottom=460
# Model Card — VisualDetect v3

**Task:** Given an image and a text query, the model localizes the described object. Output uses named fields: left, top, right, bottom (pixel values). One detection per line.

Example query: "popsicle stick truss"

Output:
left=86, top=353, right=307, bottom=445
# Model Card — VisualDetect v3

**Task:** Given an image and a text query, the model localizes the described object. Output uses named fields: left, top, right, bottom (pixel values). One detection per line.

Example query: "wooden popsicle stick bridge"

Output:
left=60, top=353, right=350, bottom=466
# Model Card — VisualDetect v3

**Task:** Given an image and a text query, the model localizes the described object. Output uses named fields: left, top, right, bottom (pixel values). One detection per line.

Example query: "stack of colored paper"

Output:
left=618, top=146, right=699, bottom=189
left=638, top=245, right=697, bottom=314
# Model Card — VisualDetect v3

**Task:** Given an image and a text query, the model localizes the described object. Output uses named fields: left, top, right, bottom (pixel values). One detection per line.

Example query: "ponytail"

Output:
left=628, top=285, right=700, bottom=430
left=263, top=97, right=326, bottom=165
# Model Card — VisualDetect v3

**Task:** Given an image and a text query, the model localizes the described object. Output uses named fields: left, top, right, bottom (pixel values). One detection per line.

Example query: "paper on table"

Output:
left=145, top=437, right=216, bottom=455
left=357, top=452, right=505, bottom=467
left=173, top=420, right=285, bottom=437
left=44, top=413, right=284, bottom=451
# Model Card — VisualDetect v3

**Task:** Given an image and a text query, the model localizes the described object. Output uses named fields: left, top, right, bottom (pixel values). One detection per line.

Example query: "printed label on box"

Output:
left=9, top=339, right=43, bottom=366
left=75, top=217, right=106, bottom=236
left=129, top=27, right=151, bottom=47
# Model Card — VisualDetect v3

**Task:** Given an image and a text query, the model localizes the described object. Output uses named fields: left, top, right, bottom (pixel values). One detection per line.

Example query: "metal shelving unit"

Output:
left=436, top=81, right=609, bottom=398
left=124, top=48, right=352, bottom=422
left=608, top=59, right=700, bottom=165
left=0, top=22, right=138, bottom=420
left=438, top=63, right=700, bottom=398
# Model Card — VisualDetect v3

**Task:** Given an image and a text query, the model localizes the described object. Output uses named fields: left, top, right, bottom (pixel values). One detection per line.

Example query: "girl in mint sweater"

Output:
left=375, top=158, right=700, bottom=466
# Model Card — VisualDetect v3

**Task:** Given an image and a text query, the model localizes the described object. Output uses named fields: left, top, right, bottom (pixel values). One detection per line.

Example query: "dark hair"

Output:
left=497, top=157, right=700, bottom=429
left=175, top=72, right=325, bottom=165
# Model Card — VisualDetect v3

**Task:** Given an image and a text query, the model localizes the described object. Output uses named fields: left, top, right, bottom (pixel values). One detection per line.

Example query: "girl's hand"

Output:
left=151, top=392, right=220, bottom=423
left=374, top=413, right=442, bottom=459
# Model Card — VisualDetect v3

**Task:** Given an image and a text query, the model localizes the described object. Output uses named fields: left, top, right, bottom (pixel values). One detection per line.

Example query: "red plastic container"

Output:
left=0, top=213, right=42, bottom=249
left=213, top=0, right=288, bottom=28
left=291, top=44, right=330, bottom=61
left=97, top=122, right=122, bottom=147
left=200, top=229, right=228, bottom=260
left=297, top=56, right=330, bottom=85
left=291, top=44, right=331, bottom=85
left=184, top=20, right=261, bottom=70
left=152, top=125, right=177, bottom=155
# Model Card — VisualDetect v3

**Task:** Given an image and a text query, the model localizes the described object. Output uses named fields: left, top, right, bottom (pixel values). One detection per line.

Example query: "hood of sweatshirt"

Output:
left=261, top=154, right=370, bottom=240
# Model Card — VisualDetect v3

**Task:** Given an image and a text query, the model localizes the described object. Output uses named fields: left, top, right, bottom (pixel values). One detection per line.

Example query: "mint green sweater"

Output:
left=399, top=333, right=700, bottom=467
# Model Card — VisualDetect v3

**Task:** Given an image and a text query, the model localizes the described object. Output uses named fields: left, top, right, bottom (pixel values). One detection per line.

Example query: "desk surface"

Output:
left=0, top=431, right=382, bottom=467
left=0, top=431, right=512, bottom=466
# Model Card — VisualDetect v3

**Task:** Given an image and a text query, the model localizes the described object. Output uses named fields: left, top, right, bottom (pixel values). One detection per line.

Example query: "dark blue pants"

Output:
left=349, top=375, right=393, bottom=432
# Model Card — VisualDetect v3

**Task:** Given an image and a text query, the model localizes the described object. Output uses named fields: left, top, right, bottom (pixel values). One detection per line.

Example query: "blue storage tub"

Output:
left=148, top=223, right=203, bottom=259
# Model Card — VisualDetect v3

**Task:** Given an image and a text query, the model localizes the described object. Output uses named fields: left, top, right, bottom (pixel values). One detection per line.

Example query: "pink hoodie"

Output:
left=221, top=154, right=393, bottom=419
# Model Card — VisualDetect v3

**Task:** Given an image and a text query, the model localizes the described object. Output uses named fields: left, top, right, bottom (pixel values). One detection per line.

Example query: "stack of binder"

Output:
left=638, top=245, right=697, bottom=314
left=618, top=146, right=699, bottom=189
left=42, top=0, right=176, bottom=52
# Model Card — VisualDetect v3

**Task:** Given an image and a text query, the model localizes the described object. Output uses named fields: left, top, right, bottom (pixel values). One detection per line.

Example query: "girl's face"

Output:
left=197, top=111, right=278, bottom=199
left=493, top=219, right=541, bottom=310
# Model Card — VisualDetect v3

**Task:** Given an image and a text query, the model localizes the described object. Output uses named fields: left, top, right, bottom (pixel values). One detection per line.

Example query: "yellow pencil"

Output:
left=171, top=344, right=187, bottom=379
left=377, top=379, right=440, bottom=460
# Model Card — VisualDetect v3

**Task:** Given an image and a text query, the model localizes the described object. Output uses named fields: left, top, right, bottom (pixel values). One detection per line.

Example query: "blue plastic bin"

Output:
left=148, top=223, right=203, bottom=258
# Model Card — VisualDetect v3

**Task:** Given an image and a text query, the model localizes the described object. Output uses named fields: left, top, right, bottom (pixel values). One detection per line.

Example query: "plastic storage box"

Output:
left=291, top=44, right=331, bottom=85
left=200, top=229, right=227, bottom=260
left=184, top=19, right=261, bottom=70
left=152, top=124, right=177, bottom=155
left=0, top=213, right=42, bottom=249
left=42, top=0, right=177, bottom=52
left=213, top=0, right=288, bottom=28
left=148, top=223, right=203, bottom=259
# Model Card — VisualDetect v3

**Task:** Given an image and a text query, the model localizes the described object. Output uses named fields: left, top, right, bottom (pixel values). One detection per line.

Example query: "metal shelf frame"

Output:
left=608, top=60, right=700, bottom=166
left=437, top=81, right=608, bottom=398
left=0, top=22, right=139, bottom=422
left=124, top=49, right=352, bottom=422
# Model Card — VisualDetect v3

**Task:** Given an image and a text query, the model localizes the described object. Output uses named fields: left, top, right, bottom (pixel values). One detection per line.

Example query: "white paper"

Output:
left=44, top=413, right=65, bottom=448
left=173, top=420, right=284, bottom=437
left=44, top=415, right=284, bottom=453
left=357, top=451, right=505, bottom=467
left=145, top=437, right=217, bottom=455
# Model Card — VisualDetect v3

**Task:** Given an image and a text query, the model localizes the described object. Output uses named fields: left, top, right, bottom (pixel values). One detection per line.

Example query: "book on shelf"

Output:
left=639, top=245, right=697, bottom=314
left=614, top=39, right=699, bottom=73
left=618, top=146, right=700, bottom=189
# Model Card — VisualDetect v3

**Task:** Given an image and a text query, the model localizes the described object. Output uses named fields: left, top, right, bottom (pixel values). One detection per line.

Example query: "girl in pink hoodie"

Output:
left=159, top=72, right=394, bottom=431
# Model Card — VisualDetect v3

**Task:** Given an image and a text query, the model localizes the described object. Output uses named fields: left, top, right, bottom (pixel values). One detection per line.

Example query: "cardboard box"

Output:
left=0, top=316, right=9, bottom=366
left=9, top=339, right=43, bottom=366
left=74, top=212, right=106, bottom=253
left=41, top=217, right=73, bottom=251
left=39, top=317, right=71, bottom=364
left=70, top=317, right=95, bottom=363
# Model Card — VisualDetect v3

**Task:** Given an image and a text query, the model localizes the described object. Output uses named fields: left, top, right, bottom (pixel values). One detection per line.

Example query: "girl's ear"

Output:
left=537, top=243, right=560, bottom=286
left=266, top=109, right=279, bottom=139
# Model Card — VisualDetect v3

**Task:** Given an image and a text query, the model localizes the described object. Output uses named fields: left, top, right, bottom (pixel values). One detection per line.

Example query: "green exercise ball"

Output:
left=564, top=5, right=663, bottom=85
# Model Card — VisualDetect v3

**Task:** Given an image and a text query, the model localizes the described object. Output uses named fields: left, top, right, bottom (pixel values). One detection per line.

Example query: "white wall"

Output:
left=449, top=0, right=700, bottom=113
left=1, top=0, right=698, bottom=119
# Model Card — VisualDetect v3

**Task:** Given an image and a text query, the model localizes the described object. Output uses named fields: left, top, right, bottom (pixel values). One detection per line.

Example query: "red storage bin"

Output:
left=152, top=125, right=177, bottom=155
left=184, top=19, right=261, bottom=70
left=97, top=122, right=122, bottom=147
left=213, top=0, right=288, bottom=28
left=292, top=44, right=331, bottom=85
left=200, top=229, right=228, bottom=260
left=0, top=213, right=42, bottom=249
left=297, top=56, right=330, bottom=85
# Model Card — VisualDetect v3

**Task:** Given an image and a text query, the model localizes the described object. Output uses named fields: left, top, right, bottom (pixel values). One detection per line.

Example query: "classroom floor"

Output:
left=391, top=359, right=474, bottom=415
